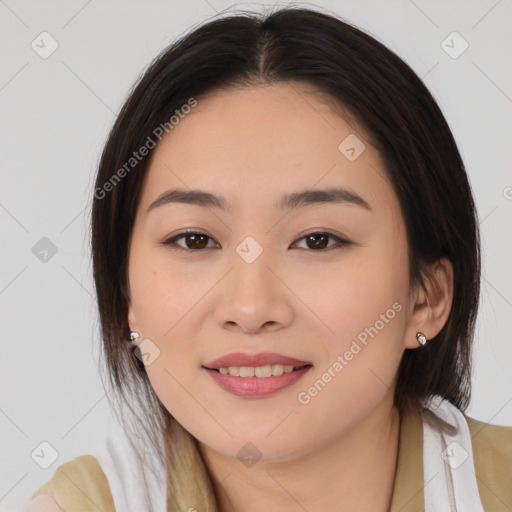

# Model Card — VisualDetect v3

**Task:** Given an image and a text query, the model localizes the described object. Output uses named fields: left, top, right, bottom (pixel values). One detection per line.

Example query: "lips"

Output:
left=205, top=365, right=312, bottom=398
left=203, top=351, right=312, bottom=370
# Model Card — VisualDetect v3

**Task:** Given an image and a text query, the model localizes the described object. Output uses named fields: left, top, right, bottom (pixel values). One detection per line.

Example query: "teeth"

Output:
left=271, top=364, right=284, bottom=376
left=217, top=365, right=299, bottom=377
left=240, top=366, right=255, bottom=377
left=255, top=365, right=271, bottom=378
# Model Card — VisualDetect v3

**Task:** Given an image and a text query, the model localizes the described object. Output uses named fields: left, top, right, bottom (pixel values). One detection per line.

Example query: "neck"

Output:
left=199, top=396, right=402, bottom=512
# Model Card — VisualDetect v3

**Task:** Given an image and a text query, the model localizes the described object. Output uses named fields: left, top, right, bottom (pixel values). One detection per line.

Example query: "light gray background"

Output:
left=1, top=0, right=511, bottom=510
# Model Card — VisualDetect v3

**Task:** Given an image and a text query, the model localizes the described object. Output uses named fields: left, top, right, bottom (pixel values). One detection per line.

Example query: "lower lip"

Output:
left=204, top=366, right=312, bottom=398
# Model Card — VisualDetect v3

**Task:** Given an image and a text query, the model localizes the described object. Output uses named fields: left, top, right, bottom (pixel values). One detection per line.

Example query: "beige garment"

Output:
left=30, top=407, right=512, bottom=512
left=29, top=454, right=115, bottom=512
left=389, top=406, right=512, bottom=512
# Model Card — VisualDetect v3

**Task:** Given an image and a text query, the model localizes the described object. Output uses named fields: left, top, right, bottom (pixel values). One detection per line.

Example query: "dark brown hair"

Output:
left=91, top=6, right=480, bottom=510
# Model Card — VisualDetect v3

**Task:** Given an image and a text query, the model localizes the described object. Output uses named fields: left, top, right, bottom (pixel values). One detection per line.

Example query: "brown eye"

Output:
left=163, top=231, right=217, bottom=251
left=305, top=233, right=330, bottom=250
left=182, top=233, right=210, bottom=250
left=293, top=232, right=350, bottom=251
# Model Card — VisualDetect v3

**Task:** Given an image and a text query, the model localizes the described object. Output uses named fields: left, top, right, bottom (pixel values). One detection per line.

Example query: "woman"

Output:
left=23, top=5, right=512, bottom=512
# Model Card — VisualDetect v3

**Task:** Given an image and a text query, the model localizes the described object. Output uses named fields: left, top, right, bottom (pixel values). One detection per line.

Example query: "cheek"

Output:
left=293, top=247, right=408, bottom=343
left=128, top=248, right=207, bottom=428
left=127, top=242, right=214, bottom=402
left=298, top=245, right=409, bottom=400
left=129, top=241, right=206, bottom=339
left=290, top=260, right=408, bottom=443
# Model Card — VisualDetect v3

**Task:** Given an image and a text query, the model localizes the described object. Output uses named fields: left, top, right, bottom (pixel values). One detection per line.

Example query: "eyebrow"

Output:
left=147, top=187, right=372, bottom=213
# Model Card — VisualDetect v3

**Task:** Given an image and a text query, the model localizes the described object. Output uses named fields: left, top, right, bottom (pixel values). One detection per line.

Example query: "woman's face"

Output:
left=127, top=82, right=422, bottom=462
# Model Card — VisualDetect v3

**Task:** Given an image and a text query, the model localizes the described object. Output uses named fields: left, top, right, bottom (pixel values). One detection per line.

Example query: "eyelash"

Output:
left=161, top=229, right=351, bottom=253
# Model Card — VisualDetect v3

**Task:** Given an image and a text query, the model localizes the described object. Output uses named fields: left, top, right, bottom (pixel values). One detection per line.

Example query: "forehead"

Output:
left=139, top=82, right=397, bottom=217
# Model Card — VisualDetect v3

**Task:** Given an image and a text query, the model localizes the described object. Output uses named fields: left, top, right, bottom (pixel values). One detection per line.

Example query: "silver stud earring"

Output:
left=416, top=332, right=427, bottom=346
left=127, top=330, right=145, bottom=372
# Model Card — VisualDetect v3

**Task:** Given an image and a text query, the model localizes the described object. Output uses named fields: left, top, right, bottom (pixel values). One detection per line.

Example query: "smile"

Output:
left=203, top=364, right=313, bottom=398
left=216, top=364, right=304, bottom=377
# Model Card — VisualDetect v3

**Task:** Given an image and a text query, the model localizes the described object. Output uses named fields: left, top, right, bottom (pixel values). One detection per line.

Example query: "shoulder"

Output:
left=466, top=414, right=512, bottom=463
left=465, top=414, right=512, bottom=511
left=25, top=454, right=115, bottom=512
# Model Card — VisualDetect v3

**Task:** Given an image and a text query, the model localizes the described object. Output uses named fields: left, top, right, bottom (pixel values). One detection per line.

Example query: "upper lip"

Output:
left=203, top=351, right=313, bottom=369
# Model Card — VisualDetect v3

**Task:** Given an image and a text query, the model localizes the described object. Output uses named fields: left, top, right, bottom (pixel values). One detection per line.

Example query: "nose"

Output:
left=213, top=243, right=294, bottom=335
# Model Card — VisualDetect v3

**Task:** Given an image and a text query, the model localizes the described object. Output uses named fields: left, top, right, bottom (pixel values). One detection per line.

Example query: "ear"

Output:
left=404, top=257, right=454, bottom=349
left=127, top=302, right=138, bottom=333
